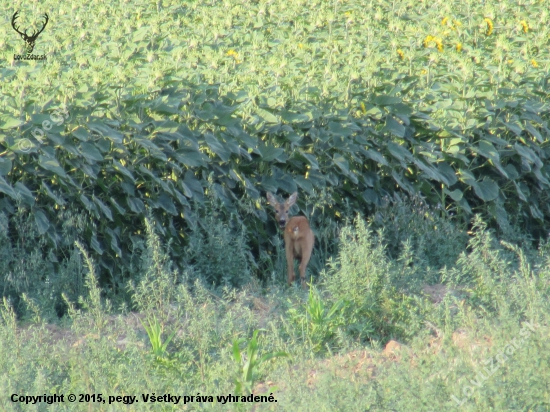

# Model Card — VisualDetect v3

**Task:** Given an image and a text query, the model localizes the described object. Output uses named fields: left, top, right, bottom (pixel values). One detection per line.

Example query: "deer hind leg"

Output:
left=285, top=241, right=296, bottom=285
left=298, top=235, right=314, bottom=289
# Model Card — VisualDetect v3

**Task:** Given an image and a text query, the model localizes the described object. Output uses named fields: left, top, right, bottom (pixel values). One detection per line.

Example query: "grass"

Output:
left=1, top=203, right=550, bottom=411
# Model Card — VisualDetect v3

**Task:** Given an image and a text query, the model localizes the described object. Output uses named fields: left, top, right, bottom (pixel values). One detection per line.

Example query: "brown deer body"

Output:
left=267, top=192, right=314, bottom=288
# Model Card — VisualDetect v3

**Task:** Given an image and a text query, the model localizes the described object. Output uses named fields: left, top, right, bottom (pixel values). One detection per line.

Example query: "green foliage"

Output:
left=128, top=216, right=179, bottom=314
left=232, top=329, right=288, bottom=396
left=1, top=0, right=550, bottom=297
left=184, top=193, right=254, bottom=288
left=0, top=208, right=87, bottom=319
left=287, top=285, right=347, bottom=353
left=0, top=202, right=550, bottom=409
left=322, top=216, right=425, bottom=343
left=2, top=0, right=550, bottom=407
left=67, top=241, right=112, bottom=333
left=441, top=214, right=550, bottom=324
left=371, top=194, right=469, bottom=278
left=141, top=314, right=177, bottom=360
left=454, top=216, right=509, bottom=313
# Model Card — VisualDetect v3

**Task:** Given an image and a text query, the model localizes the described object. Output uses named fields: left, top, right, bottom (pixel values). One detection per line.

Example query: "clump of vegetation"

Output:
left=1, top=0, right=550, bottom=409
left=1, top=0, right=549, bottom=294
left=2, top=204, right=549, bottom=409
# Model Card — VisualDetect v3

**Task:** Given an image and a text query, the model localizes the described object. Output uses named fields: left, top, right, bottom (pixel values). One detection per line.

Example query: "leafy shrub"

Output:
left=321, top=216, right=425, bottom=343
left=371, top=194, right=469, bottom=277
left=0, top=209, right=86, bottom=319
left=184, top=194, right=254, bottom=288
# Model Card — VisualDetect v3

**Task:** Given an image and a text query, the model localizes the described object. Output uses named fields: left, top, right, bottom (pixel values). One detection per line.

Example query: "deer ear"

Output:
left=287, top=192, right=298, bottom=206
left=266, top=192, right=277, bottom=206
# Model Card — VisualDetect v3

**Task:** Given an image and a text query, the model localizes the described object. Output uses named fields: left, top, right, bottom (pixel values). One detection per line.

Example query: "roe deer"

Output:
left=267, top=192, right=314, bottom=288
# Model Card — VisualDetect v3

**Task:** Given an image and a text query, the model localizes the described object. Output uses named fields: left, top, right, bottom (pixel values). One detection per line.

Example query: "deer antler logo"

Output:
left=11, top=11, right=49, bottom=54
